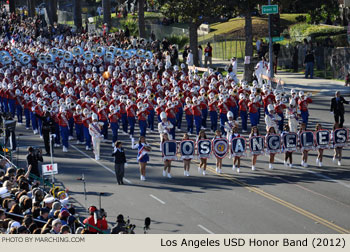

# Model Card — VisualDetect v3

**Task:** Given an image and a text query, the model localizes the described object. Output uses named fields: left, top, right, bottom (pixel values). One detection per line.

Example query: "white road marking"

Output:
left=149, top=194, right=166, bottom=205
left=71, top=145, right=132, bottom=184
left=197, top=224, right=214, bottom=234
left=274, top=157, right=350, bottom=189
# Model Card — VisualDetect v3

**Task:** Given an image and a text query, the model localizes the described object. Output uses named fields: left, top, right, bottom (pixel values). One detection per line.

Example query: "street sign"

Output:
left=42, top=163, right=58, bottom=176
left=265, top=36, right=284, bottom=42
left=262, top=5, right=279, bottom=14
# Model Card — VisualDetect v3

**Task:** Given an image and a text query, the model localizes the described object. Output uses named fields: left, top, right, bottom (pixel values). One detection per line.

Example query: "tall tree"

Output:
left=73, top=0, right=82, bottom=32
left=102, top=0, right=112, bottom=28
left=161, top=0, right=224, bottom=66
left=27, top=0, right=36, bottom=17
left=138, top=0, right=146, bottom=38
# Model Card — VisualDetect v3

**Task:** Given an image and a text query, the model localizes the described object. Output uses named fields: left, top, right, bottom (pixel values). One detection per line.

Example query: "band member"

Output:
left=126, top=99, right=137, bottom=138
left=89, top=113, right=103, bottom=160
left=15, top=89, right=23, bottom=124
left=274, top=95, right=287, bottom=132
left=73, top=105, right=84, bottom=144
left=98, top=100, right=109, bottom=141
left=197, top=130, right=208, bottom=176
left=158, top=112, right=174, bottom=140
left=315, top=123, right=325, bottom=167
left=165, top=101, right=177, bottom=139
left=161, top=133, right=173, bottom=178
left=132, top=136, right=152, bottom=181
left=298, top=91, right=312, bottom=129
left=82, top=109, right=92, bottom=150
left=23, top=94, right=31, bottom=129
left=224, top=111, right=238, bottom=142
left=182, top=133, right=192, bottom=176
left=286, top=99, right=298, bottom=133
left=208, top=93, right=218, bottom=132
left=218, top=95, right=229, bottom=134
left=137, top=103, right=150, bottom=137
left=57, top=106, right=70, bottom=152
left=265, top=104, right=281, bottom=133
left=238, top=93, right=248, bottom=133
left=248, top=94, right=261, bottom=127
left=281, top=124, right=293, bottom=167
left=109, top=105, right=121, bottom=146
left=192, top=97, right=202, bottom=136
left=181, top=98, right=192, bottom=135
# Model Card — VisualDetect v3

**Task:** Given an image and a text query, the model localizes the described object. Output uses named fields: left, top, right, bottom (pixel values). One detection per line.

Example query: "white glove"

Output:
left=125, top=163, right=128, bottom=168
left=330, top=111, right=334, bottom=114
left=31, top=107, right=35, bottom=112
left=131, top=137, right=135, bottom=144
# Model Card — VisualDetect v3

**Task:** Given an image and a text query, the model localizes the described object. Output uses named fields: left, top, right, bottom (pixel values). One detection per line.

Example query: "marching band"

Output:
left=0, top=32, right=347, bottom=182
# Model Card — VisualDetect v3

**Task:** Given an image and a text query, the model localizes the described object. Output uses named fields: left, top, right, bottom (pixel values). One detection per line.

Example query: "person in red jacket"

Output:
left=218, top=95, right=229, bottom=134
left=108, top=105, right=121, bottom=146
left=274, top=95, right=287, bottom=132
left=83, top=206, right=108, bottom=234
left=137, top=102, right=150, bottom=137
left=73, top=105, right=84, bottom=145
left=238, top=93, right=248, bottom=132
left=208, top=93, right=218, bottom=132
left=57, top=106, right=70, bottom=152
left=98, top=100, right=109, bottom=141
left=298, top=91, right=313, bottom=128
left=248, top=94, right=261, bottom=127
left=126, top=99, right=137, bottom=138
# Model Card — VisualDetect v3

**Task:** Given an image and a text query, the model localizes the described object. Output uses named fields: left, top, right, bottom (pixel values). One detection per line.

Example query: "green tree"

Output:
left=160, top=0, right=224, bottom=66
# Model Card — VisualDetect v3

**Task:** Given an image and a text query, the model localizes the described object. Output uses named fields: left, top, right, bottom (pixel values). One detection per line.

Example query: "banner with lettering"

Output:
left=299, top=131, right=315, bottom=151
left=162, top=141, right=178, bottom=161
left=180, top=140, right=195, bottom=160
left=249, top=136, right=265, bottom=155
left=333, top=128, right=348, bottom=147
left=231, top=137, right=246, bottom=157
left=282, top=133, right=298, bottom=152
left=315, top=130, right=330, bottom=149
left=212, top=138, right=229, bottom=159
left=197, top=139, right=212, bottom=159
left=266, top=134, right=281, bottom=154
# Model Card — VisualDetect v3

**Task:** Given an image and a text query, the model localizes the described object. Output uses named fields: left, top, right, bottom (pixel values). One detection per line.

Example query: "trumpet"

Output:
left=149, top=93, right=155, bottom=100
left=256, top=88, right=262, bottom=94
left=306, top=92, right=312, bottom=98
left=47, top=107, right=52, bottom=112
left=204, top=93, right=208, bottom=99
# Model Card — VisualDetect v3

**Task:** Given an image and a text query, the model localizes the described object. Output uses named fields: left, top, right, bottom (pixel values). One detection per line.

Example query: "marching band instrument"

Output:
left=72, top=46, right=83, bottom=56
left=64, top=51, right=73, bottom=62
left=83, top=51, right=93, bottom=61
left=20, top=54, right=31, bottom=65
left=95, top=46, right=106, bottom=57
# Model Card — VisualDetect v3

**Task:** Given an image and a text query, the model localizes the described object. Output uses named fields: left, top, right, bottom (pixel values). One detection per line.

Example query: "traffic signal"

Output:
left=270, top=14, right=281, bottom=37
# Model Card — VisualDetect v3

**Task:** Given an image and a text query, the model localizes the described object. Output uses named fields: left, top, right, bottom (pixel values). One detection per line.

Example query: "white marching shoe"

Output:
left=338, top=161, right=342, bottom=166
left=284, top=160, right=288, bottom=167
left=167, top=173, right=172, bottom=178
left=236, top=168, right=240, bottom=173
left=162, top=170, right=166, bottom=177
left=268, top=163, right=273, bottom=170
left=68, top=136, right=74, bottom=140
left=95, top=156, right=100, bottom=160
left=318, top=161, right=322, bottom=167
left=251, top=165, right=256, bottom=171
left=232, top=165, right=236, bottom=171
left=62, top=146, right=68, bottom=152
left=198, top=167, right=201, bottom=173
left=202, top=170, right=206, bottom=176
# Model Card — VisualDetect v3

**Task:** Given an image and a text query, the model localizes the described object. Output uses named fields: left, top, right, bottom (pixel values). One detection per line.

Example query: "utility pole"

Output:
left=268, top=0, right=274, bottom=78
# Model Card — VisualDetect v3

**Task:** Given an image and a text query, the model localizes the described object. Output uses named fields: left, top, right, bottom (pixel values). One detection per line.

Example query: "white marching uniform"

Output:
left=286, top=107, right=298, bottom=133
left=224, top=120, right=238, bottom=141
left=158, top=121, right=174, bottom=141
left=265, top=113, right=281, bottom=133
left=255, top=60, right=268, bottom=85
left=89, top=122, right=103, bottom=160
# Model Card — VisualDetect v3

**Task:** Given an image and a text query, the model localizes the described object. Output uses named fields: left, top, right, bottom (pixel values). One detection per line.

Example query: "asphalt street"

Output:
left=10, top=72, right=350, bottom=234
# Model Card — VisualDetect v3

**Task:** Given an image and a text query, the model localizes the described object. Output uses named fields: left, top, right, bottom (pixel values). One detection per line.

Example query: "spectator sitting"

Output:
left=50, top=219, right=62, bottom=234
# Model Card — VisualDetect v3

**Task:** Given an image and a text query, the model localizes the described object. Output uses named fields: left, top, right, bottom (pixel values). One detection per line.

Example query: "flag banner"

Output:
left=283, top=132, right=298, bottom=152
left=212, top=138, right=229, bottom=159
left=315, top=130, right=330, bottom=149
left=231, top=137, right=247, bottom=157
left=266, top=134, right=281, bottom=154
left=162, top=141, right=177, bottom=161
left=197, top=139, right=212, bottom=159
left=300, top=131, right=315, bottom=151
left=333, top=128, right=348, bottom=147
left=180, top=140, right=195, bottom=160
left=249, top=136, right=265, bottom=155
